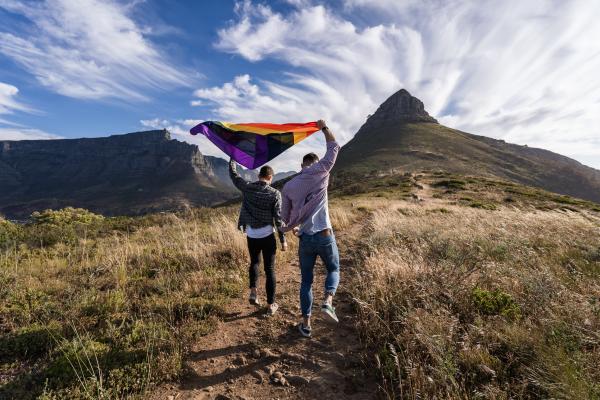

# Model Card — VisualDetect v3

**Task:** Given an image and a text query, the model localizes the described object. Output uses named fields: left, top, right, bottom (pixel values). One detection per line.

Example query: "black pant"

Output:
left=247, top=234, right=277, bottom=305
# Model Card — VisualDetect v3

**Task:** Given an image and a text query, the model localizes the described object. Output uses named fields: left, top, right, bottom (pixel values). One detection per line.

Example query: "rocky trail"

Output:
left=151, top=228, right=378, bottom=400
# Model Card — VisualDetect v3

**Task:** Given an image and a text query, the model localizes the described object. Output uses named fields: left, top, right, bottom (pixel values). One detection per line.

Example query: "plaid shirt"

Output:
left=229, top=160, right=286, bottom=243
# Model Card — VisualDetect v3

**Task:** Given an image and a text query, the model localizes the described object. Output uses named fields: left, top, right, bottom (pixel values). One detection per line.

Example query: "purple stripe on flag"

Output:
left=191, top=123, right=255, bottom=169
left=253, top=135, right=269, bottom=169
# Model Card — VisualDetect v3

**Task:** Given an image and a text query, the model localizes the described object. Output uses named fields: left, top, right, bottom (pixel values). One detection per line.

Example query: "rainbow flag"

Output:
left=190, top=121, right=320, bottom=169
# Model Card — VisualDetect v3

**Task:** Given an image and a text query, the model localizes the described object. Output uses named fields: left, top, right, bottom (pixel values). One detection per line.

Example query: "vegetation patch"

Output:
left=469, top=201, right=497, bottom=210
left=432, top=179, right=466, bottom=190
left=347, top=201, right=600, bottom=399
left=0, top=207, right=249, bottom=399
left=471, top=287, right=521, bottom=319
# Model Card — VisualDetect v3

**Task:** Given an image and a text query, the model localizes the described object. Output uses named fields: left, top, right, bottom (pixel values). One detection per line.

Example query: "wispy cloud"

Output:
left=139, top=118, right=219, bottom=154
left=191, top=73, right=349, bottom=169
left=0, top=80, right=58, bottom=140
left=0, top=0, right=189, bottom=101
left=0, top=127, right=60, bottom=140
left=199, top=0, right=600, bottom=169
left=0, top=81, right=29, bottom=114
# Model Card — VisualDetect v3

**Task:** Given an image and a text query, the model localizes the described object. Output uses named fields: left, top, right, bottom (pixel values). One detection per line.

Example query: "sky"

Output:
left=1, top=0, right=599, bottom=171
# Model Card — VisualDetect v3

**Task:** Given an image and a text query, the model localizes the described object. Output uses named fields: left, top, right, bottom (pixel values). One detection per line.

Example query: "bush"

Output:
left=471, top=287, right=521, bottom=319
left=469, top=201, right=497, bottom=210
left=31, top=207, right=104, bottom=225
left=0, top=218, right=22, bottom=248
left=26, top=207, right=104, bottom=246
left=0, top=322, right=62, bottom=360
left=433, top=179, right=466, bottom=190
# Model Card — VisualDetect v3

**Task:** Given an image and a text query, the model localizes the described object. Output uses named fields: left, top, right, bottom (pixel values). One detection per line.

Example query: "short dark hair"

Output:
left=259, top=165, right=274, bottom=179
left=303, top=152, right=319, bottom=165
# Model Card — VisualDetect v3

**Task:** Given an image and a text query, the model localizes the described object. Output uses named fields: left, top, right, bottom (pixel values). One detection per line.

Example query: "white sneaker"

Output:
left=249, top=293, right=261, bottom=306
left=266, top=303, right=279, bottom=316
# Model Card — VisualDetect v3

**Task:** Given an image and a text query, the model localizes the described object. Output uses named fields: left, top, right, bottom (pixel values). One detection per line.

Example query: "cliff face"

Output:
left=0, top=130, right=238, bottom=218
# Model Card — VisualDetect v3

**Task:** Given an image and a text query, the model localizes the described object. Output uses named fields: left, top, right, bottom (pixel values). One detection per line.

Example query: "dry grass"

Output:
left=347, top=200, right=600, bottom=399
left=0, top=207, right=259, bottom=399
left=2, top=176, right=600, bottom=399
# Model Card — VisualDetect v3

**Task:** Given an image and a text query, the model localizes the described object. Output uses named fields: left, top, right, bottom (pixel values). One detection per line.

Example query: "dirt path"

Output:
left=413, top=174, right=436, bottom=202
left=151, top=229, right=377, bottom=400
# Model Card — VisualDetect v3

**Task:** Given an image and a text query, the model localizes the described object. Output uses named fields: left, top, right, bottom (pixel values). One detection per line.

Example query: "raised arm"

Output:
left=229, top=158, right=248, bottom=192
left=310, top=120, right=340, bottom=174
left=318, top=119, right=336, bottom=143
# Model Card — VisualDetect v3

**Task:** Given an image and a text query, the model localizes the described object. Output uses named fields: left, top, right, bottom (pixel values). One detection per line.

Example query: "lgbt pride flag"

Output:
left=190, top=121, right=320, bottom=169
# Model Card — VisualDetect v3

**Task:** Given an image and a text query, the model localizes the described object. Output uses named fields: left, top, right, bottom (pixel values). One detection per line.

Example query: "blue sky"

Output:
left=1, top=0, right=599, bottom=170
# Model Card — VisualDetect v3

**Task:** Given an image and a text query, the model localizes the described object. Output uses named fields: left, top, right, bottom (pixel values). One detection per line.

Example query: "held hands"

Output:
left=281, top=242, right=288, bottom=252
left=317, top=119, right=335, bottom=142
left=292, top=227, right=300, bottom=237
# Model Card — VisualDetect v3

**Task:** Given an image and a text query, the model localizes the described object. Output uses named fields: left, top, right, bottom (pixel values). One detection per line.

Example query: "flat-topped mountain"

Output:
left=0, top=130, right=239, bottom=218
left=334, top=89, right=600, bottom=203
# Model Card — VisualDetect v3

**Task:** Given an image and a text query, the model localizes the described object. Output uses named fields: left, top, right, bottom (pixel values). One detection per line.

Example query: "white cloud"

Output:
left=140, top=118, right=187, bottom=136
left=202, top=0, right=600, bottom=169
left=0, top=81, right=29, bottom=115
left=0, top=0, right=189, bottom=100
left=0, top=81, right=58, bottom=140
left=190, top=73, right=347, bottom=170
left=0, top=127, right=60, bottom=140
left=140, top=117, right=246, bottom=161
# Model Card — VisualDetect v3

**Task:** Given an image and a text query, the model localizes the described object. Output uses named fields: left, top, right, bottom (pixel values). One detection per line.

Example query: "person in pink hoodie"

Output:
left=281, top=120, right=340, bottom=337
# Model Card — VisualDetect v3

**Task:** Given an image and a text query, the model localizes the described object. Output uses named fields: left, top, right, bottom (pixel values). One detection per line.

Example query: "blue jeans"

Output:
left=298, top=231, right=340, bottom=317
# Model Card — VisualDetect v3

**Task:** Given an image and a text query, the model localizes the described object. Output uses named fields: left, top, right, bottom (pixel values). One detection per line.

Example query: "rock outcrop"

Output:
left=361, top=89, right=438, bottom=130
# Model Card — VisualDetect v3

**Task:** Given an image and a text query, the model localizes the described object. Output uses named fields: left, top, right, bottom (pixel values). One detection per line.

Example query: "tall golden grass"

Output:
left=2, top=190, right=599, bottom=399
left=346, top=200, right=600, bottom=399
left=0, top=208, right=255, bottom=399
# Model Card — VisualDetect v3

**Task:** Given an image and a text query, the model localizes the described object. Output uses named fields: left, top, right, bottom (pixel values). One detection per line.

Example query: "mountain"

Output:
left=334, top=89, right=600, bottom=203
left=0, top=130, right=241, bottom=219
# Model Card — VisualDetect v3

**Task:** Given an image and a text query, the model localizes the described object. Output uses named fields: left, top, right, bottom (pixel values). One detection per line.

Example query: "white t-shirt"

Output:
left=246, top=225, right=274, bottom=239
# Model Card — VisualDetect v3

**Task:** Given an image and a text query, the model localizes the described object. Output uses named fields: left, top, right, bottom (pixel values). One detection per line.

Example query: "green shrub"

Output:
left=553, top=195, right=579, bottom=205
left=472, top=287, right=521, bottom=319
left=45, top=338, right=111, bottom=387
left=469, top=201, right=497, bottom=210
left=0, top=322, right=62, bottom=360
left=0, top=218, right=22, bottom=248
left=31, top=207, right=104, bottom=225
left=26, top=207, right=104, bottom=246
left=427, top=208, right=451, bottom=214
left=433, top=179, right=466, bottom=190
left=340, top=183, right=368, bottom=195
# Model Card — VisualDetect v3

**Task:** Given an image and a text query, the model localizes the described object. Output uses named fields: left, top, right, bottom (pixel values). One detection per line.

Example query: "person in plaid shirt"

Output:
left=229, top=160, right=287, bottom=316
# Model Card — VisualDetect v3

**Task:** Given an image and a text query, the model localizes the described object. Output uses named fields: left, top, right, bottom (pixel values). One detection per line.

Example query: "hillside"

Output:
left=1, top=173, right=599, bottom=399
left=334, top=89, right=600, bottom=203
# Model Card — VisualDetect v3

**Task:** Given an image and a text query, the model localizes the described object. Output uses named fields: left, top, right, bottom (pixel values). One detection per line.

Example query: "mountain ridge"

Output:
left=334, top=89, right=600, bottom=203
left=0, top=131, right=222, bottom=218
left=2, top=89, right=599, bottom=219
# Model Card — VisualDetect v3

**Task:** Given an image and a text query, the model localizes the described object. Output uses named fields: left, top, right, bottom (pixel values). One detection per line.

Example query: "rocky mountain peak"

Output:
left=364, top=89, right=438, bottom=128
